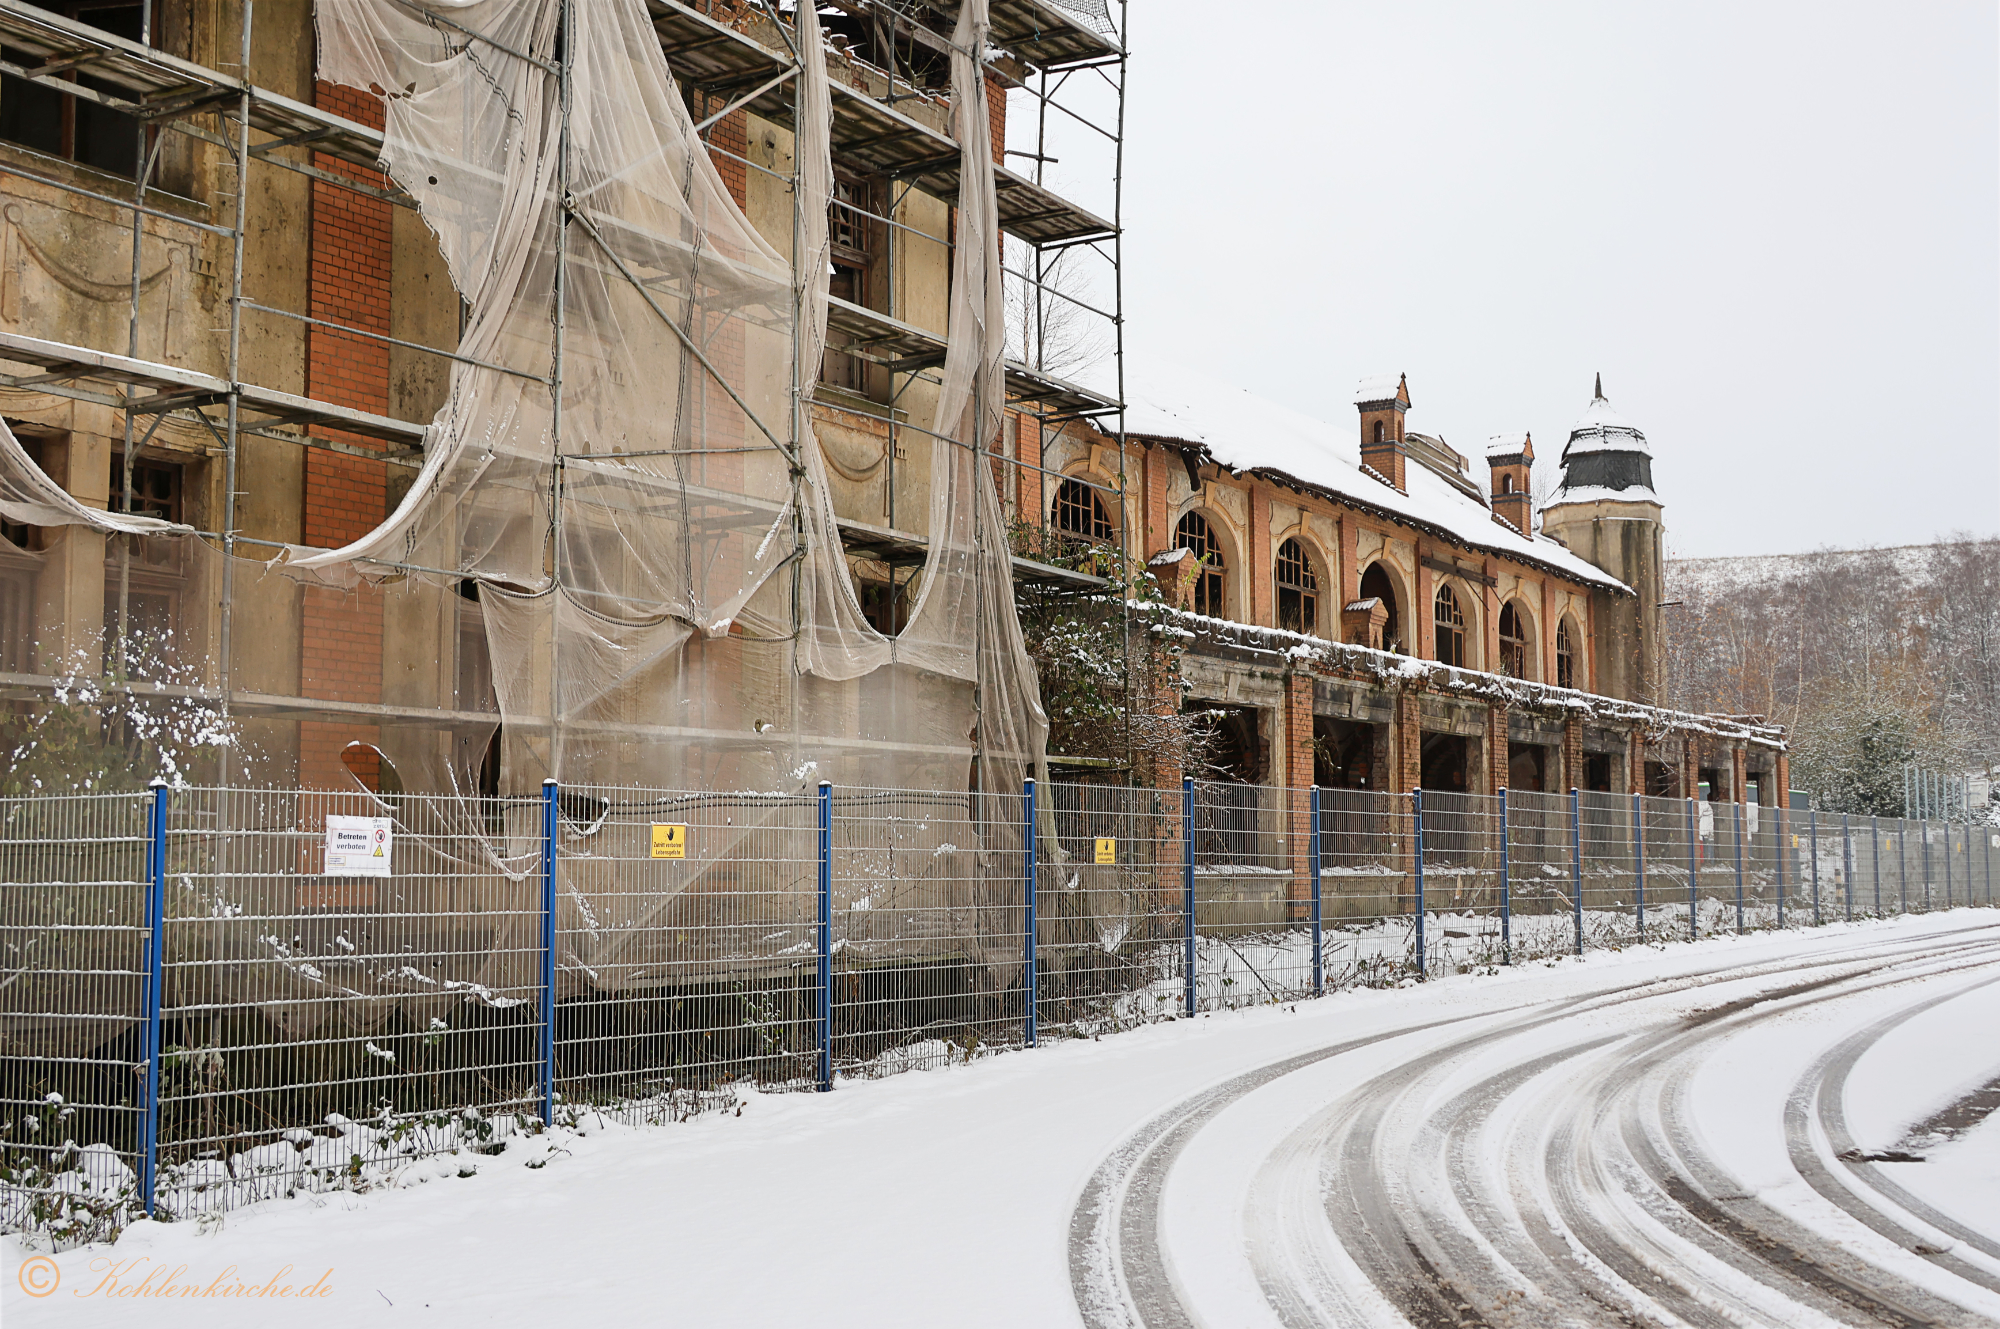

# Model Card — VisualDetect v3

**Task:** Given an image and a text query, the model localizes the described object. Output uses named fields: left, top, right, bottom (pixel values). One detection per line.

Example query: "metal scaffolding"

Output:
left=0, top=0, right=1130, bottom=779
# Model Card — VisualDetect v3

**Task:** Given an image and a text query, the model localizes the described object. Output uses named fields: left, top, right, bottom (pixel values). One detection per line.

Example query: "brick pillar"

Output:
left=1338, top=515, right=1359, bottom=610
left=301, top=81, right=393, bottom=793
left=1487, top=702, right=1509, bottom=794
left=699, top=97, right=750, bottom=209
left=1415, top=545, right=1434, bottom=661
left=1247, top=481, right=1270, bottom=627
left=1629, top=730, right=1647, bottom=797
left=1146, top=640, right=1186, bottom=911
left=1285, top=671, right=1315, bottom=921
left=1775, top=752, right=1790, bottom=808
left=1561, top=716, right=1584, bottom=793
left=1732, top=745, right=1748, bottom=804
left=1481, top=556, right=1500, bottom=673
left=1682, top=734, right=1699, bottom=803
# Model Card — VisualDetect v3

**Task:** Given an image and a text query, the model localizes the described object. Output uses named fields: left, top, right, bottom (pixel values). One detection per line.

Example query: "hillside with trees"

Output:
left=1662, top=536, right=1998, bottom=818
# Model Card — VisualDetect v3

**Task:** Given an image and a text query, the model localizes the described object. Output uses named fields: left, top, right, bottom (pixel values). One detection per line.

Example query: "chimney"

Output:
left=1354, top=373, right=1409, bottom=492
left=1485, top=432, right=1534, bottom=535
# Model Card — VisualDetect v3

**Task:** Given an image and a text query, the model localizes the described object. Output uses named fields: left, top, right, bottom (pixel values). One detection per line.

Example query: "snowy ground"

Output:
left=7, top=912, right=2000, bottom=1326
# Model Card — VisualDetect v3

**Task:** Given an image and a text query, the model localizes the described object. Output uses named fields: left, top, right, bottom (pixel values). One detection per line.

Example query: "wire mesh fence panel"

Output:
left=1576, top=791, right=1642, bottom=948
left=1419, top=791, right=1507, bottom=974
left=156, top=787, right=545, bottom=1221
left=1744, top=803, right=1781, bottom=930
left=1639, top=794, right=1698, bottom=940
left=0, top=791, right=152, bottom=1243
left=555, top=787, right=818, bottom=1116
left=1190, top=781, right=1313, bottom=1009
left=1691, top=799, right=1742, bottom=935
left=1317, top=789, right=1418, bottom=985
left=1502, top=789, right=1579, bottom=959
left=1036, top=781, right=1184, bottom=1037
left=828, top=787, right=1026, bottom=1078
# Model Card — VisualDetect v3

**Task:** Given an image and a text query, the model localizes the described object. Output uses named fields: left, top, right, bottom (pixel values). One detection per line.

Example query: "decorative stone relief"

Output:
left=0, top=199, right=195, bottom=364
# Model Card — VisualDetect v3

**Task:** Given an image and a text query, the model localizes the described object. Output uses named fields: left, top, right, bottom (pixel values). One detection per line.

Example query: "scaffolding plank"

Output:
left=826, top=297, right=1116, bottom=416
left=645, top=1, right=1112, bottom=245
left=914, top=0, right=1124, bottom=69
left=235, top=384, right=431, bottom=448
left=0, top=329, right=228, bottom=395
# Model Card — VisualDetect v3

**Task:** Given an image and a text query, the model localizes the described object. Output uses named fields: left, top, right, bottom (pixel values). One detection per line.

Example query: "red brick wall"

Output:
left=1284, top=671, right=1314, bottom=920
left=301, top=81, right=394, bottom=791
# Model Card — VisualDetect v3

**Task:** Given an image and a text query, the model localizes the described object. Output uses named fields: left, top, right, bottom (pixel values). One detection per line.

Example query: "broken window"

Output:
left=1556, top=616, right=1577, bottom=689
left=1499, top=600, right=1528, bottom=678
left=857, top=574, right=907, bottom=636
left=1433, top=583, right=1466, bottom=667
left=821, top=170, right=879, bottom=396
left=0, top=3, right=149, bottom=178
left=1175, top=511, right=1226, bottom=618
left=1052, top=477, right=1113, bottom=544
left=1275, top=537, right=1317, bottom=634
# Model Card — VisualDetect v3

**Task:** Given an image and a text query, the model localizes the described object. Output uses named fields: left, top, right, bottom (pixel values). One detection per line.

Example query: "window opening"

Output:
left=1433, top=583, right=1466, bottom=667
left=1175, top=511, right=1225, bottom=618
left=1556, top=616, right=1576, bottom=689
left=858, top=574, right=907, bottom=636
left=1052, top=477, right=1112, bottom=543
left=1358, top=561, right=1399, bottom=651
left=1499, top=601, right=1528, bottom=678
left=1275, top=537, right=1317, bottom=634
left=0, top=4, right=147, bottom=178
left=822, top=170, right=878, bottom=396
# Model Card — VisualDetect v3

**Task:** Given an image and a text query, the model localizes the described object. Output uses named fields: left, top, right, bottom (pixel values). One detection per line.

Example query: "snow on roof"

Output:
left=1352, top=373, right=1406, bottom=405
left=1544, top=483, right=1660, bottom=508
left=1563, top=390, right=1650, bottom=458
left=1484, top=432, right=1531, bottom=458
left=1123, top=359, right=1631, bottom=594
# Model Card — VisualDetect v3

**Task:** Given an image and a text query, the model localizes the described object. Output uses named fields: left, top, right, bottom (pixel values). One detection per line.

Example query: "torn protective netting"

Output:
left=288, top=0, right=1050, bottom=995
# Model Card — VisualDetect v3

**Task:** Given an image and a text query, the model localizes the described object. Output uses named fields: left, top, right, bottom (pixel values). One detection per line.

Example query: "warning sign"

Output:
left=325, top=815, right=393, bottom=878
left=1093, top=837, right=1117, bottom=865
left=651, top=824, right=687, bottom=859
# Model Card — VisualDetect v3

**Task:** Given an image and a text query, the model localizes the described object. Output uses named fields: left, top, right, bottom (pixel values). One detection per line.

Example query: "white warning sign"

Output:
left=325, top=815, right=394, bottom=878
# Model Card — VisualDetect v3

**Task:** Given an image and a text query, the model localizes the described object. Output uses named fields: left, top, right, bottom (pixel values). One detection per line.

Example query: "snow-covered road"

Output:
left=9, top=913, right=2000, bottom=1327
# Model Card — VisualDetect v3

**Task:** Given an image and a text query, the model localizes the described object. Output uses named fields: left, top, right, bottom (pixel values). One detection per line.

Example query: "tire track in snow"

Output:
left=1068, top=922, right=2000, bottom=1329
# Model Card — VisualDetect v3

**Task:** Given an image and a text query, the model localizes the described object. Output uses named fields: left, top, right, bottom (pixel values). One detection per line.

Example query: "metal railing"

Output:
left=2, top=777, right=1994, bottom=1243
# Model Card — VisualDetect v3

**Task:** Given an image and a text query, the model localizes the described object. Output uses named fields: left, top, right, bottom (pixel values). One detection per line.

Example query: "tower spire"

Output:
left=1594, top=371, right=1604, bottom=400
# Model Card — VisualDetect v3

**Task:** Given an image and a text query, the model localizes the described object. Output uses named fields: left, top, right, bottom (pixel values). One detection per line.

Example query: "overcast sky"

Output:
left=1107, top=2, right=1998, bottom=559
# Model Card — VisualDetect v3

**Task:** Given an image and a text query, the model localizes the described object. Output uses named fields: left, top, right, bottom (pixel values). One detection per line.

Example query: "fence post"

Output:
left=1182, top=776, right=1196, bottom=1018
left=1809, top=806, right=1821, bottom=927
left=1844, top=814, right=1855, bottom=922
left=1570, top=787, right=1583, bottom=956
left=1686, top=796, right=1698, bottom=939
left=1871, top=815, right=1881, bottom=916
left=140, top=780, right=168, bottom=1216
left=1733, top=802, right=1745, bottom=935
left=1921, top=819, right=1932, bottom=912
left=1309, top=785, right=1323, bottom=997
left=816, top=781, right=832, bottom=1091
left=1414, top=788, right=1427, bottom=979
left=1943, top=822, right=1952, bottom=910
left=1499, top=786, right=1512, bottom=966
left=1773, top=805, right=1785, bottom=929
left=1631, top=791, right=1645, bottom=938
left=539, top=779, right=558, bottom=1127
left=1023, top=777, right=1037, bottom=1048
left=1897, top=821, right=1907, bottom=914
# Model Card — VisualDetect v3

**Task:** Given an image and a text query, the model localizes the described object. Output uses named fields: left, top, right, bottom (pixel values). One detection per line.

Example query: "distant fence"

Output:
left=2, top=778, right=1993, bottom=1243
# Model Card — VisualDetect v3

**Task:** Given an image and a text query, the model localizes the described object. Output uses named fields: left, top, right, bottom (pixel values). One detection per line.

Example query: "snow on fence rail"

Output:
left=1, top=778, right=1994, bottom=1243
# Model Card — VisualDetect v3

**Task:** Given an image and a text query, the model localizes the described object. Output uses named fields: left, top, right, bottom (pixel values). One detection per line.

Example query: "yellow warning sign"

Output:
left=651, top=824, right=687, bottom=859
left=1093, top=837, right=1117, bottom=865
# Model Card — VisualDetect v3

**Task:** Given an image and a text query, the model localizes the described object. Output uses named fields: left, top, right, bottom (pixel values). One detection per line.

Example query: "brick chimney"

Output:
left=1485, top=432, right=1534, bottom=535
left=1354, top=373, right=1409, bottom=492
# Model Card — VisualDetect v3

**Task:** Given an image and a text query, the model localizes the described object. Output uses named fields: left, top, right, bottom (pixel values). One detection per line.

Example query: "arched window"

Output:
left=1358, top=561, right=1399, bottom=651
left=1052, top=477, right=1113, bottom=543
left=1433, top=583, right=1467, bottom=667
left=1499, top=473, right=1514, bottom=494
left=1373, top=420, right=1386, bottom=444
left=1275, top=538, right=1318, bottom=634
left=1556, top=616, right=1577, bottom=689
left=1499, top=601, right=1529, bottom=678
left=1175, top=511, right=1226, bottom=618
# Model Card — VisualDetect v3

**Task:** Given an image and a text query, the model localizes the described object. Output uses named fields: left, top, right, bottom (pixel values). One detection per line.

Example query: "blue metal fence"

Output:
left=2, top=778, right=1994, bottom=1243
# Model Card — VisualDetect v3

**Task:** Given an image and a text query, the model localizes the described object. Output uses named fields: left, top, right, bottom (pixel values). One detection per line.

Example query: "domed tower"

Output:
left=1537, top=375, right=1666, bottom=703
